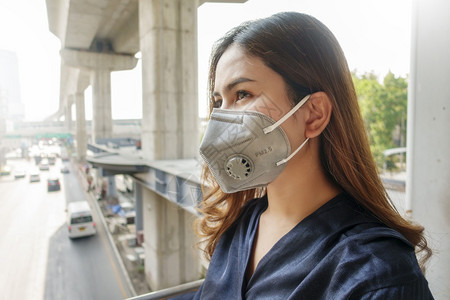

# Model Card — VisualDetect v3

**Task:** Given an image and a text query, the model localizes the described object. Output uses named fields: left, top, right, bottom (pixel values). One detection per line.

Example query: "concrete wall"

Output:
left=407, top=0, right=450, bottom=297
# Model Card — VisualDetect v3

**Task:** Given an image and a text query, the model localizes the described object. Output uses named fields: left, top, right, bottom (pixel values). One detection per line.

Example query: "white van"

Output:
left=67, top=201, right=96, bottom=238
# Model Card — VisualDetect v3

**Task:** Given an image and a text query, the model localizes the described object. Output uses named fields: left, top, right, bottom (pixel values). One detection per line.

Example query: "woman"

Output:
left=192, top=12, right=432, bottom=299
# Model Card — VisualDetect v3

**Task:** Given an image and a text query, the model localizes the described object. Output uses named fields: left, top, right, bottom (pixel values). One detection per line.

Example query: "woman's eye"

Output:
left=236, top=90, right=250, bottom=101
left=213, top=99, right=223, bottom=108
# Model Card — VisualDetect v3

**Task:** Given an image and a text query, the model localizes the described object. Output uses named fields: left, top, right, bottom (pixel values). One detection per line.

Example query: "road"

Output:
left=0, top=158, right=133, bottom=300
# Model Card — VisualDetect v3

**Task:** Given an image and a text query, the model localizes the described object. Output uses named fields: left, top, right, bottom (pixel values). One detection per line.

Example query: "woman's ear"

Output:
left=304, top=92, right=332, bottom=138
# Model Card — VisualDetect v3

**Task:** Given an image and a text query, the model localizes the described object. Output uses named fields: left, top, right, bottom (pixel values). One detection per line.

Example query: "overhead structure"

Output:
left=46, top=0, right=139, bottom=147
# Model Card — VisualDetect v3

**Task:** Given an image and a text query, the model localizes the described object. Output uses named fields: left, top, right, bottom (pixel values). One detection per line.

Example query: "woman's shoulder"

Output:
left=328, top=223, right=431, bottom=298
left=336, top=224, right=418, bottom=271
left=306, top=193, right=432, bottom=297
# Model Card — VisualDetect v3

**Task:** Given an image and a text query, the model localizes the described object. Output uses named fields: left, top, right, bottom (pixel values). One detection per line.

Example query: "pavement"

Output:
left=74, top=161, right=152, bottom=297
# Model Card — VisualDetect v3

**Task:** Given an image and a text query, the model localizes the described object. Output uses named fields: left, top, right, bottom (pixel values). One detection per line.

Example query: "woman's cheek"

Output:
left=248, top=95, right=286, bottom=121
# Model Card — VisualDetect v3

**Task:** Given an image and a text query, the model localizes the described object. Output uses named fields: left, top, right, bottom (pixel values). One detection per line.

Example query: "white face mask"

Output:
left=199, top=95, right=310, bottom=193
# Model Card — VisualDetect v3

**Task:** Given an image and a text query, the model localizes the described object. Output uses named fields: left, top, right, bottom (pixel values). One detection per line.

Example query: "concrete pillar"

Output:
left=139, top=0, right=199, bottom=161
left=91, top=69, right=112, bottom=142
left=60, top=49, right=138, bottom=142
left=407, top=0, right=450, bottom=297
left=139, top=0, right=201, bottom=289
left=107, top=176, right=118, bottom=197
left=74, top=92, right=87, bottom=162
left=142, top=188, right=199, bottom=290
left=135, top=182, right=143, bottom=232
left=64, top=99, right=73, bottom=132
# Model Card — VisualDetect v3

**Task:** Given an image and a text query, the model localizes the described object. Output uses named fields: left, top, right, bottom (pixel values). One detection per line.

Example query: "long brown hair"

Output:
left=196, top=12, right=431, bottom=269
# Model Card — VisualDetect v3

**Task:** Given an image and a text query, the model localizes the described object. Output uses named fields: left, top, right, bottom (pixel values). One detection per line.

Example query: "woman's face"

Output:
left=213, top=44, right=307, bottom=152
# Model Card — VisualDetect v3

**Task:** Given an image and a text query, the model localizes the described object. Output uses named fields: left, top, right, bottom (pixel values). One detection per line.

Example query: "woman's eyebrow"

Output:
left=213, top=77, right=255, bottom=97
left=226, top=77, right=255, bottom=92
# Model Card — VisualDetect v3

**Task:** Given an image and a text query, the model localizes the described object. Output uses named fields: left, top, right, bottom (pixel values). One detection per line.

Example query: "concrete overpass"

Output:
left=45, top=0, right=449, bottom=297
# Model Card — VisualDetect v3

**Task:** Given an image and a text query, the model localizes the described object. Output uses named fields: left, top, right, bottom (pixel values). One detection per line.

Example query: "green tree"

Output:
left=383, top=72, right=408, bottom=149
left=352, top=71, right=408, bottom=169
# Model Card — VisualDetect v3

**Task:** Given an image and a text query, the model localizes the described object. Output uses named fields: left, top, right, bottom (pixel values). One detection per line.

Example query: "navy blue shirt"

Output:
left=181, top=193, right=433, bottom=299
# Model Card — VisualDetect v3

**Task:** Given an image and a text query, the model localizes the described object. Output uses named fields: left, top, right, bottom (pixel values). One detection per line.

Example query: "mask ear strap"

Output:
left=263, top=94, right=311, bottom=134
left=276, top=137, right=309, bottom=166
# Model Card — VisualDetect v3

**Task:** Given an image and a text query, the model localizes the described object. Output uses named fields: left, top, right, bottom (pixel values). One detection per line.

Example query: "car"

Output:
left=60, top=166, right=70, bottom=174
left=29, top=170, right=41, bottom=182
left=47, top=177, right=61, bottom=191
left=39, top=159, right=50, bottom=171
left=13, top=169, right=26, bottom=179
left=48, top=155, right=57, bottom=165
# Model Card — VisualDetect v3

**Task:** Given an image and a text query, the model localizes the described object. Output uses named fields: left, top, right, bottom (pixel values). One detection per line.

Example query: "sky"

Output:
left=0, top=0, right=412, bottom=122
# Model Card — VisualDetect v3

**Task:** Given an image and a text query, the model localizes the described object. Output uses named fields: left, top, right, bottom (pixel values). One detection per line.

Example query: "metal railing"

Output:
left=127, top=279, right=204, bottom=300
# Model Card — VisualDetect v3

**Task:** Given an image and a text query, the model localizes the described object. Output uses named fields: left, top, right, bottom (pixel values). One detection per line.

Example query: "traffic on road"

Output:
left=0, top=144, right=133, bottom=300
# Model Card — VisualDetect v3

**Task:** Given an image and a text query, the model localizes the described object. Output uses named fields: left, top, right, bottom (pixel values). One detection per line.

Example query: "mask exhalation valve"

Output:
left=225, top=155, right=253, bottom=180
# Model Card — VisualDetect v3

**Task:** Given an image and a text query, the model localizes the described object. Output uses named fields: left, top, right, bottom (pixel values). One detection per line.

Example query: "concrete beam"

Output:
left=60, top=49, right=138, bottom=71
left=45, top=0, right=69, bottom=42
left=97, top=0, right=139, bottom=54
left=65, top=0, right=110, bottom=49
left=112, top=8, right=140, bottom=54
left=47, top=0, right=140, bottom=53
